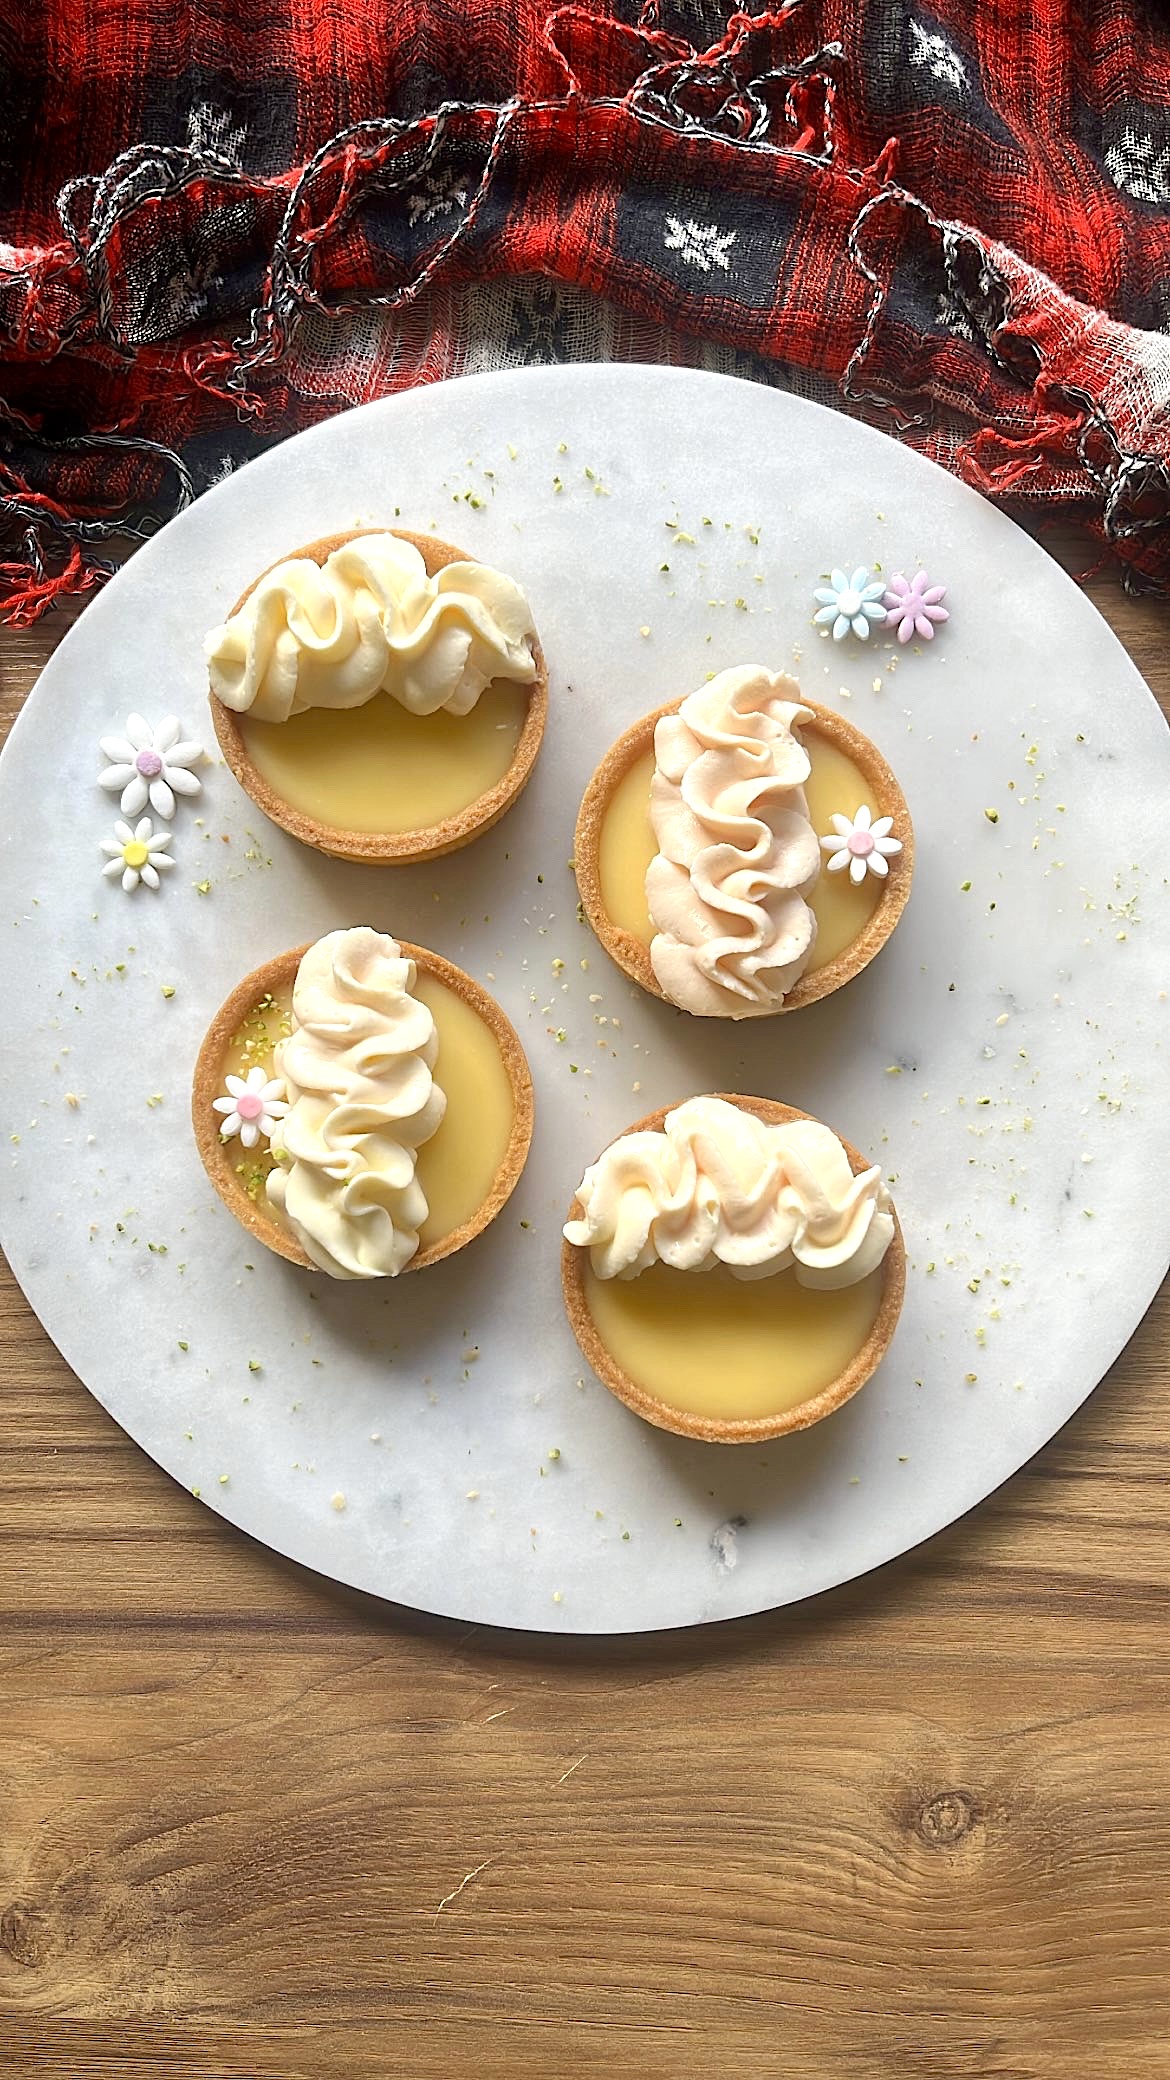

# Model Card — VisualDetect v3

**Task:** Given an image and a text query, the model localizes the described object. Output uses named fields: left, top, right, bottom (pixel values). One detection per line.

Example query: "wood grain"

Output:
left=2, top=531, right=1169, bottom=2079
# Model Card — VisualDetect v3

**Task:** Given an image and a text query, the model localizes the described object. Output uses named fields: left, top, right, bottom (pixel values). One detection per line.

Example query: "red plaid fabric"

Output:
left=5, top=0, right=1170, bottom=621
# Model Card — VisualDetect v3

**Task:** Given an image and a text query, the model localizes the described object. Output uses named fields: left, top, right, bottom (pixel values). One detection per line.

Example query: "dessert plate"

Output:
left=2, top=365, right=1168, bottom=1634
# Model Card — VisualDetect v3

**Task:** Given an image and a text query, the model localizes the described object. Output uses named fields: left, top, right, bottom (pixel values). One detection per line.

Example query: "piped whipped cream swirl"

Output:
left=206, top=533, right=536, bottom=723
left=267, top=928, right=445, bottom=1279
left=646, top=666, right=821, bottom=1018
left=564, top=1097, right=894, bottom=1288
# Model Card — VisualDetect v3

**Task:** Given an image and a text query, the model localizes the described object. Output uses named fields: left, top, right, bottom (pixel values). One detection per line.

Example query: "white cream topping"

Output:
left=646, top=666, right=821, bottom=1018
left=564, top=1096, right=894, bottom=1288
left=266, top=928, right=445, bottom=1279
left=206, top=532, right=536, bottom=723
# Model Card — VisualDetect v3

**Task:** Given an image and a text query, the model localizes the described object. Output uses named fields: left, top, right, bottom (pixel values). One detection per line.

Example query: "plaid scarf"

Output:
left=5, top=0, right=1170, bottom=622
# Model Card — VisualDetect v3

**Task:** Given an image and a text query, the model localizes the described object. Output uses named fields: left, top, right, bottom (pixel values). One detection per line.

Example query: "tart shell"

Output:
left=209, top=529, right=549, bottom=865
left=193, top=939, right=534, bottom=1275
left=573, top=695, right=914, bottom=1013
left=561, top=1093, right=905, bottom=1443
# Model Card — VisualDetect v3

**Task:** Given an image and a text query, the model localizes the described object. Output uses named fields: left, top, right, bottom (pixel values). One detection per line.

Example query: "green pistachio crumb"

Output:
left=161, top=984, right=176, bottom=998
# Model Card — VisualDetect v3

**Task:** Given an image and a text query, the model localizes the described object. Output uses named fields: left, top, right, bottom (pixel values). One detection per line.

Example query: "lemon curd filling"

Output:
left=220, top=973, right=515, bottom=1245
left=238, top=683, right=529, bottom=836
left=597, top=728, right=884, bottom=971
left=582, top=1259, right=886, bottom=1419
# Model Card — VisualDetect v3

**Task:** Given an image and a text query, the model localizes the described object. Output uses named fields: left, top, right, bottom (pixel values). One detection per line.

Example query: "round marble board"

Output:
left=2, top=365, right=1168, bottom=1635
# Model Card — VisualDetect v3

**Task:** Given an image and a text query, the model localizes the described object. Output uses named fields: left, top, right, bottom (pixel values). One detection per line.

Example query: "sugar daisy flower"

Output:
left=100, top=817, right=175, bottom=893
left=820, top=804, right=903, bottom=883
left=813, top=566, right=887, bottom=642
left=99, top=714, right=204, bottom=818
left=883, top=570, right=949, bottom=644
left=213, top=1068, right=289, bottom=1149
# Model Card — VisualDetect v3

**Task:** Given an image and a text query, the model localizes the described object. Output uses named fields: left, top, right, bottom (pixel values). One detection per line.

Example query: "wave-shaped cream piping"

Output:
left=564, top=1096, right=894, bottom=1288
left=206, top=533, right=536, bottom=723
left=266, top=928, right=445, bottom=1279
left=646, top=666, right=821, bottom=1018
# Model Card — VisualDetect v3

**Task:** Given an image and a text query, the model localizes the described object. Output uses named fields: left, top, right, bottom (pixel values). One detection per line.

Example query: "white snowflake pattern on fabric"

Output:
left=663, top=216, right=737, bottom=274
left=1104, top=128, right=1170, bottom=205
left=186, top=103, right=247, bottom=165
left=407, top=167, right=471, bottom=227
left=935, top=288, right=977, bottom=342
left=908, top=21, right=969, bottom=95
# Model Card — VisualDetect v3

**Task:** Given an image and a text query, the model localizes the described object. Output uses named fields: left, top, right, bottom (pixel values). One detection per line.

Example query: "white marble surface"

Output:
left=2, top=365, right=1169, bottom=1634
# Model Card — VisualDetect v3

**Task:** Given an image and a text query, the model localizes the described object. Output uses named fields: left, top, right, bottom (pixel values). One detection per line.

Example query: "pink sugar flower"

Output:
left=884, top=571, right=949, bottom=644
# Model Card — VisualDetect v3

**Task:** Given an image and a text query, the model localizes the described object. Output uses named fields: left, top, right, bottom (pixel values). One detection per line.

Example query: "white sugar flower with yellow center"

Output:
left=100, top=817, right=175, bottom=893
left=99, top=714, right=204, bottom=819
left=213, top=1067, right=289, bottom=1149
left=820, top=804, right=903, bottom=883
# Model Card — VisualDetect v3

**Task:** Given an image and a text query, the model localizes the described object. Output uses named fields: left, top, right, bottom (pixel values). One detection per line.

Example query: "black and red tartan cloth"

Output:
left=6, top=0, right=1170, bottom=622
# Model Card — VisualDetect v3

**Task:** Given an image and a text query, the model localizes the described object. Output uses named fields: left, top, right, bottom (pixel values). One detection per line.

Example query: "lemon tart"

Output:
left=562, top=1093, right=905, bottom=1443
left=205, top=529, right=548, bottom=864
left=574, top=665, right=913, bottom=1017
left=193, top=927, right=533, bottom=1277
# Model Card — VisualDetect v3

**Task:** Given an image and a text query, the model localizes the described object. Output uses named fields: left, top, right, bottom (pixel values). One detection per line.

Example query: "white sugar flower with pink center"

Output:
left=820, top=804, right=903, bottom=884
left=883, top=570, right=949, bottom=643
left=213, top=1067, right=288, bottom=1149
left=100, top=816, right=174, bottom=893
left=99, top=714, right=204, bottom=818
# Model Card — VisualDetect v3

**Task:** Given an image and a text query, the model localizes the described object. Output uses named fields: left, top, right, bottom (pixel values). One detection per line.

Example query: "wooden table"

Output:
left=2, top=539, right=1168, bottom=2080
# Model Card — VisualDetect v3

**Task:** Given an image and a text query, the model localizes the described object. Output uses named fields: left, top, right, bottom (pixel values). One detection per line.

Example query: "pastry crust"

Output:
left=560, top=1093, right=905, bottom=1444
left=193, top=939, right=534, bottom=1275
left=209, top=528, right=549, bottom=864
left=573, top=695, right=914, bottom=1013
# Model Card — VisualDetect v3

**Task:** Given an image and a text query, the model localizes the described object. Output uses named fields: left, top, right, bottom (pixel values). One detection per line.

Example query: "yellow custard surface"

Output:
left=238, top=682, right=529, bottom=835
left=219, top=973, right=514, bottom=1248
left=582, top=1258, right=886, bottom=1420
left=597, top=727, right=884, bottom=971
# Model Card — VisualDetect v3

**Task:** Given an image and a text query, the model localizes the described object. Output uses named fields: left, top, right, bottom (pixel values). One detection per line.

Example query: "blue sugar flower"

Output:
left=813, top=566, right=887, bottom=642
